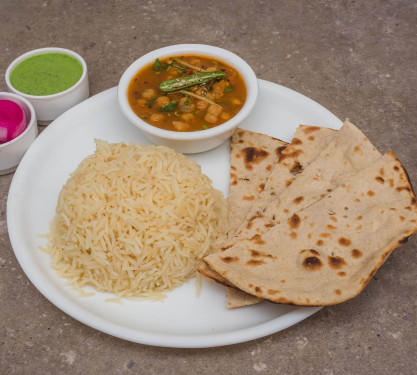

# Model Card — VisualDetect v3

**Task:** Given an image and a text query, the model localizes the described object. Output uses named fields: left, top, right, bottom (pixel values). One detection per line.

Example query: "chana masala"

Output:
left=127, top=55, right=247, bottom=132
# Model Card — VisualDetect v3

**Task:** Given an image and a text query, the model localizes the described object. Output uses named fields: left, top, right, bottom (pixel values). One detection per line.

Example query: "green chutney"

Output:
left=10, top=52, right=83, bottom=96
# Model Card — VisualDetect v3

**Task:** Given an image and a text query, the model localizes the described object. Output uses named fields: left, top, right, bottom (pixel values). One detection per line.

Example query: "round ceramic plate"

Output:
left=7, top=80, right=342, bottom=348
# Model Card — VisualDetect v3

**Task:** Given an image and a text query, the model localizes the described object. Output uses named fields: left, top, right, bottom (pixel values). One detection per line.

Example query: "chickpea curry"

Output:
left=127, top=55, right=247, bottom=132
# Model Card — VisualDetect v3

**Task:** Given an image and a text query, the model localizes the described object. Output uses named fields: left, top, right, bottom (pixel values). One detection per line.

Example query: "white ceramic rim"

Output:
left=118, top=44, right=258, bottom=141
left=5, top=47, right=88, bottom=99
left=0, top=92, right=37, bottom=148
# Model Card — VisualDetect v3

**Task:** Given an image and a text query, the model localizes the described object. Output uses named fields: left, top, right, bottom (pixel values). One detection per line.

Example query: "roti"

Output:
left=226, top=128, right=287, bottom=236
left=204, top=151, right=417, bottom=305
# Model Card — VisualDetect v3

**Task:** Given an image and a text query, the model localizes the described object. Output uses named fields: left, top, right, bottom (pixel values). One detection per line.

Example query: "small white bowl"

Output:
left=118, top=44, right=258, bottom=153
left=5, top=47, right=89, bottom=121
left=0, top=92, right=38, bottom=175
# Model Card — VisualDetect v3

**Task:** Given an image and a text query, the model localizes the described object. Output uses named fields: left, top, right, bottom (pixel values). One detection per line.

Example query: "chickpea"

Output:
left=220, top=112, right=231, bottom=121
left=142, top=88, right=156, bottom=99
left=149, top=113, right=166, bottom=122
left=172, top=121, right=190, bottom=131
left=179, top=97, right=195, bottom=112
left=204, top=113, right=218, bottom=123
left=231, top=98, right=242, bottom=105
left=155, top=96, right=171, bottom=108
left=137, top=98, right=147, bottom=106
left=196, top=100, right=209, bottom=110
left=207, top=104, right=222, bottom=117
left=181, top=113, right=195, bottom=122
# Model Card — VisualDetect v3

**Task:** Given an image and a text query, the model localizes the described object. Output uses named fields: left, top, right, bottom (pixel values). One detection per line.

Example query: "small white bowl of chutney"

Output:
left=5, top=47, right=89, bottom=121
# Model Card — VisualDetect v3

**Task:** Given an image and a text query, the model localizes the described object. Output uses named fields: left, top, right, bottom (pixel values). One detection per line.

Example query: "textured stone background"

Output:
left=1, top=1, right=416, bottom=374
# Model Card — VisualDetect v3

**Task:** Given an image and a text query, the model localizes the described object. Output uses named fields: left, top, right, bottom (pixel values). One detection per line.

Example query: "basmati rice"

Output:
left=41, top=140, right=227, bottom=300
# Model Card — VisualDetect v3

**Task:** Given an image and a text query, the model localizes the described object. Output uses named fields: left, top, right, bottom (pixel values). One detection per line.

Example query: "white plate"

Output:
left=7, top=79, right=342, bottom=348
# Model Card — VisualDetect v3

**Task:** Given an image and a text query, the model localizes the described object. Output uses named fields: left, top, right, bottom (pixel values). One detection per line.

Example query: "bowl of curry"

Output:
left=118, top=44, right=258, bottom=153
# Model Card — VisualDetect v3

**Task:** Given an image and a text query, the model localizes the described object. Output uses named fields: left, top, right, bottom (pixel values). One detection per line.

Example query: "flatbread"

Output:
left=205, top=120, right=383, bottom=307
left=231, top=119, right=382, bottom=242
left=204, top=151, right=417, bottom=305
left=199, top=128, right=286, bottom=305
left=200, top=125, right=338, bottom=307
left=226, top=128, right=287, bottom=236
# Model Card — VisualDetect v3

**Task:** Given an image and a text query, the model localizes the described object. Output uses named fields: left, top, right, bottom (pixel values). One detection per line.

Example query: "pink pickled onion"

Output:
left=0, top=100, right=27, bottom=144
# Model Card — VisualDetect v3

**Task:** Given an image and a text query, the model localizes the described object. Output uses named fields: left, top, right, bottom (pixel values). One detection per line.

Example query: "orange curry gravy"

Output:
left=127, top=55, right=247, bottom=132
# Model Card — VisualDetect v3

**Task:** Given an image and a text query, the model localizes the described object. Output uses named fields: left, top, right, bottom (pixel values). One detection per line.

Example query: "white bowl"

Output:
left=0, top=92, right=38, bottom=175
left=118, top=44, right=258, bottom=153
left=5, top=47, right=89, bottom=121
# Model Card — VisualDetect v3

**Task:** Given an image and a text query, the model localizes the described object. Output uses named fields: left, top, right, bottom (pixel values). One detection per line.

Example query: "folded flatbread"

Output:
left=199, top=128, right=287, bottom=307
left=200, top=124, right=338, bottom=307
left=204, top=120, right=384, bottom=307
left=204, top=151, right=417, bottom=305
left=226, top=128, right=288, bottom=236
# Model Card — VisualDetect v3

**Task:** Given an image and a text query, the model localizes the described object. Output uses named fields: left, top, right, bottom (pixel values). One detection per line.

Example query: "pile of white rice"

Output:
left=41, top=140, right=227, bottom=300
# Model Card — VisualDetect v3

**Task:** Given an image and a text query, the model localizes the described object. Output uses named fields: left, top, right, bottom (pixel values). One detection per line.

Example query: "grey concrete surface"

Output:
left=1, top=1, right=416, bottom=374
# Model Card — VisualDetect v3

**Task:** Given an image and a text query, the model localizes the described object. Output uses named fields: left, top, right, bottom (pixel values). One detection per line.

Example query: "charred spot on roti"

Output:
left=292, top=137, right=302, bottom=145
left=308, top=233, right=312, bottom=238
left=357, top=216, right=363, bottom=220
left=302, top=126, right=320, bottom=134
left=375, top=176, right=385, bottom=184
left=246, top=259, right=266, bottom=266
left=290, top=161, right=303, bottom=175
left=338, top=237, right=352, bottom=246
left=308, top=136, right=315, bottom=141
left=327, top=224, right=337, bottom=230
left=258, top=183, right=265, bottom=190
left=293, top=196, right=305, bottom=204
left=221, top=256, right=239, bottom=263
left=399, top=236, right=410, bottom=245
left=320, top=233, right=331, bottom=238
left=249, top=249, right=275, bottom=259
left=231, top=166, right=236, bottom=171
left=286, top=178, right=294, bottom=187
left=355, top=198, right=361, bottom=202
left=389, top=179, right=394, bottom=187
left=303, top=256, right=323, bottom=271
left=231, top=180, right=238, bottom=186
left=290, top=231, right=297, bottom=239
left=220, top=244, right=233, bottom=252
left=242, top=147, right=269, bottom=170
left=351, top=249, right=363, bottom=258
left=379, top=167, right=385, bottom=176
left=288, top=213, right=301, bottom=229
left=328, top=256, right=347, bottom=269
left=334, top=289, right=342, bottom=295
left=243, top=195, right=255, bottom=201
left=412, top=197, right=417, bottom=206
left=276, top=146, right=287, bottom=157
left=354, top=146, right=363, bottom=155
left=356, top=225, right=362, bottom=230
left=255, top=286, right=262, bottom=293
left=330, top=216, right=338, bottom=222
left=338, top=271, right=346, bottom=277
left=264, top=222, right=275, bottom=228
left=399, top=216, right=405, bottom=221
left=316, top=240, right=324, bottom=246
left=249, top=234, right=266, bottom=245
left=266, top=164, right=272, bottom=171
left=281, top=279, right=286, bottom=283
left=397, top=186, right=411, bottom=192
left=267, top=289, right=280, bottom=295
left=279, top=149, right=303, bottom=162
left=394, top=165, right=400, bottom=171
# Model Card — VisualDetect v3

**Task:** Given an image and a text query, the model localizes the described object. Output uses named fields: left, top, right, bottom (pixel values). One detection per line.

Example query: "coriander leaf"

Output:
left=202, top=125, right=209, bottom=130
left=160, top=100, right=178, bottom=112
left=152, top=59, right=162, bottom=72
left=146, top=97, right=156, bottom=108
left=224, top=87, right=233, bottom=92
